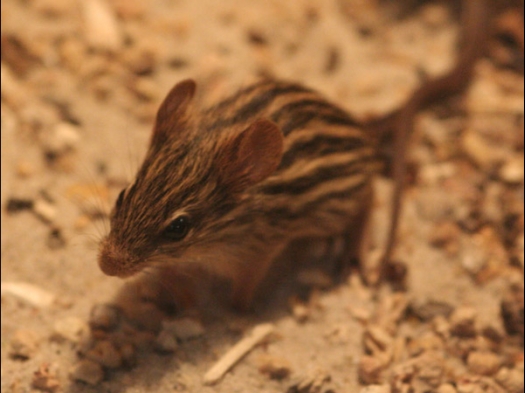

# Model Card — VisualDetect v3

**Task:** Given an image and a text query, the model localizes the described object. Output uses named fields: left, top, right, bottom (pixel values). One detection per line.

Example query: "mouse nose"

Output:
left=98, top=253, right=119, bottom=276
left=98, top=239, right=136, bottom=278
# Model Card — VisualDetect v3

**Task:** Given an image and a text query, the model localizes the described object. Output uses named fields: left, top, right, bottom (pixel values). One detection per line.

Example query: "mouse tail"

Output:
left=366, top=0, right=491, bottom=281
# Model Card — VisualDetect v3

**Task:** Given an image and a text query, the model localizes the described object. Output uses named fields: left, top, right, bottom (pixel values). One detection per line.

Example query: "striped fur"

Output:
left=98, top=79, right=380, bottom=307
left=98, top=0, right=488, bottom=309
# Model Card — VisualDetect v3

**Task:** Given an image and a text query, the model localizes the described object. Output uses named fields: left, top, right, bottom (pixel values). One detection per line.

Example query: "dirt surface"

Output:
left=1, top=1, right=524, bottom=392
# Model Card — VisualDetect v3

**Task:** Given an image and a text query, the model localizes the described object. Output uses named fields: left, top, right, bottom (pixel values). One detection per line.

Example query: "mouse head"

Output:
left=98, top=79, right=283, bottom=278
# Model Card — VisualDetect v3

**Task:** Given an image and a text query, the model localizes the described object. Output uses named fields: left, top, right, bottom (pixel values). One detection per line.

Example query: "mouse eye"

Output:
left=163, top=215, right=191, bottom=240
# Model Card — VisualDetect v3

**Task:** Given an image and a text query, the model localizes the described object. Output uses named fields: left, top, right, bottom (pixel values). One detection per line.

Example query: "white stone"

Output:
left=82, top=0, right=123, bottom=52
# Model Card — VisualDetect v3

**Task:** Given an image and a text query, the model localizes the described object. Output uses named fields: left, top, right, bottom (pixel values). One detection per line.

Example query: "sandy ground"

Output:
left=1, top=1, right=524, bottom=392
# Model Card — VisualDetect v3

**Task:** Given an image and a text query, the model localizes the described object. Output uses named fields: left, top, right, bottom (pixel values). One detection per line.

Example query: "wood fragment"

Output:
left=203, top=323, right=275, bottom=385
left=1, top=282, right=55, bottom=307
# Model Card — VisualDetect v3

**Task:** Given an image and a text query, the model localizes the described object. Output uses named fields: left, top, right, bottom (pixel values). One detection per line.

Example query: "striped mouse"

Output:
left=98, top=0, right=488, bottom=310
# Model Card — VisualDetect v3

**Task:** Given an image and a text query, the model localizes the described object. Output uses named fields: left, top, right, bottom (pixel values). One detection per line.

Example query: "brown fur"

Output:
left=99, top=78, right=374, bottom=309
left=98, top=0, right=488, bottom=310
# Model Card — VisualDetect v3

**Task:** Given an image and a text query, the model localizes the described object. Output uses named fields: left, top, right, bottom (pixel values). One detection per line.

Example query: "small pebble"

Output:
left=407, top=332, right=444, bottom=356
left=16, top=161, right=35, bottom=178
left=296, top=268, right=333, bottom=288
left=9, top=329, right=39, bottom=360
left=154, top=329, right=178, bottom=353
left=411, top=299, right=454, bottom=321
left=43, top=122, right=81, bottom=154
left=460, top=238, right=488, bottom=276
left=472, top=227, right=509, bottom=282
left=59, top=37, right=86, bottom=72
left=52, top=317, right=88, bottom=343
left=1, top=62, right=30, bottom=107
left=123, top=48, right=157, bottom=76
left=32, top=363, right=60, bottom=392
left=456, top=376, right=506, bottom=393
left=257, top=354, right=292, bottom=380
left=467, top=351, right=501, bottom=376
left=112, top=297, right=164, bottom=332
left=350, top=306, right=372, bottom=322
left=467, top=69, right=524, bottom=123
left=128, top=77, right=160, bottom=101
left=419, top=162, right=456, bottom=185
left=481, top=324, right=505, bottom=344
left=89, top=304, right=120, bottom=331
left=364, top=325, right=393, bottom=354
left=162, top=318, right=204, bottom=341
left=412, top=352, right=444, bottom=389
left=124, top=328, right=156, bottom=351
left=437, top=384, right=457, bottom=393
left=428, top=221, right=461, bottom=255
left=449, top=307, right=478, bottom=338
left=119, top=343, right=137, bottom=368
left=390, top=360, right=417, bottom=388
left=461, top=128, right=507, bottom=169
left=81, top=0, right=123, bottom=52
left=33, top=199, right=57, bottom=223
left=70, top=359, right=104, bottom=385
left=495, top=367, right=524, bottom=393
left=432, top=315, right=451, bottom=339
left=359, top=385, right=391, bottom=393
left=358, top=355, right=384, bottom=385
left=291, top=300, right=310, bottom=323
left=499, top=155, right=524, bottom=184
left=84, top=340, right=122, bottom=368
left=76, top=334, right=96, bottom=356
left=288, top=368, right=331, bottom=393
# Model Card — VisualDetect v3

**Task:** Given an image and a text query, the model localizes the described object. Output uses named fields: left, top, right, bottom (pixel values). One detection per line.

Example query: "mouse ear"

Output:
left=152, top=79, right=196, bottom=143
left=218, top=119, right=283, bottom=193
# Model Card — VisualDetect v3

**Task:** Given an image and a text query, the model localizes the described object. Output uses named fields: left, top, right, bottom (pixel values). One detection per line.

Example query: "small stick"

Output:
left=203, top=323, right=276, bottom=385
left=1, top=281, right=56, bottom=307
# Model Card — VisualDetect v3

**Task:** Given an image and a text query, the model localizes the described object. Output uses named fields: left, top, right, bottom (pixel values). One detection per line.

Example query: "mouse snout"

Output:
left=98, top=239, right=138, bottom=278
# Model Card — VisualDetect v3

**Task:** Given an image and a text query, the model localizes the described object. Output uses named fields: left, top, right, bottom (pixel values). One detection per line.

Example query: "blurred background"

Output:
left=1, top=1, right=523, bottom=392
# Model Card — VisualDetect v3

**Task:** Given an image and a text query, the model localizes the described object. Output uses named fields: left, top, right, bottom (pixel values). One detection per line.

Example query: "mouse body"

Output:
left=98, top=0, right=488, bottom=310
left=98, top=79, right=377, bottom=310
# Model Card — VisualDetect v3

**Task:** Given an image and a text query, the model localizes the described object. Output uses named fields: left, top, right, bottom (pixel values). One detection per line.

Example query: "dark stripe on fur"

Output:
left=207, top=84, right=313, bottom=130
left=271, top=99, right=359, bottom=135
left=261, top=158, right=371, bottom=195
left=280, top=135, right=367, bottom=169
